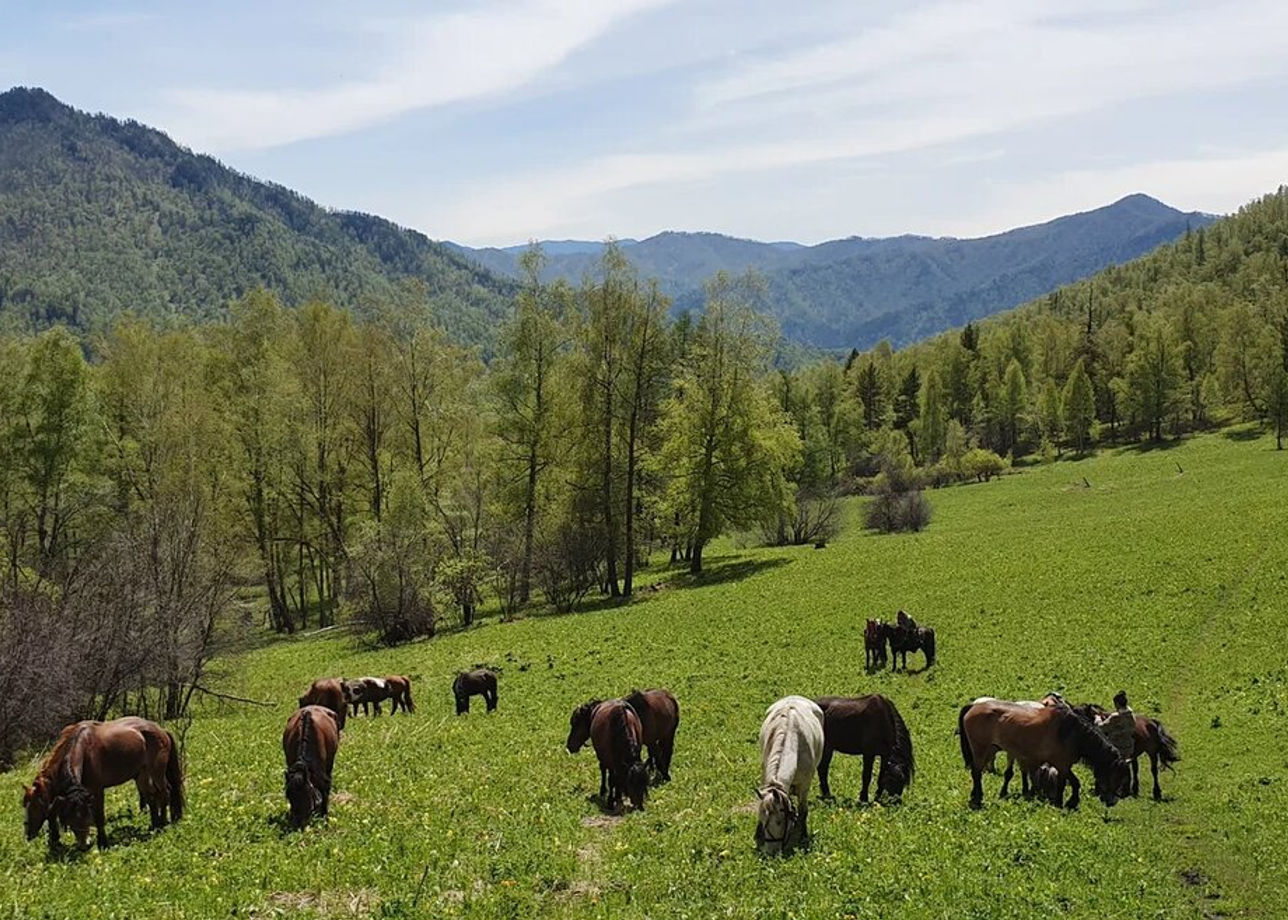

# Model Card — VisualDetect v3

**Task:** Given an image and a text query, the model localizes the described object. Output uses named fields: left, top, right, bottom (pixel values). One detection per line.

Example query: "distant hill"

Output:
left=0, top=87, right=514, bottom=345
left=454, top=195, right=1215, bottom=349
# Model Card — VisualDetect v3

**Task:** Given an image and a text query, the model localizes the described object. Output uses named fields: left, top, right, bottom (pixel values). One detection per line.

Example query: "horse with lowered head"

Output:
left=756, top=696, right=824, bottom=856
left=815, top=694, right=914, bottom=803
left=23, top=717, right=183, bottom=851
left=1072, top=702, right=1181, bottom=801
left=282, top=705, right=340, bottom=829
left=299, top=677, right=349, bottom=730
left=453, top=668, right=498, bottom=715
left=624, top=688, right=680, bottom=782
left=959, top=698, right=1129, bottom=809
left=588, top=699, right=649, bottom=813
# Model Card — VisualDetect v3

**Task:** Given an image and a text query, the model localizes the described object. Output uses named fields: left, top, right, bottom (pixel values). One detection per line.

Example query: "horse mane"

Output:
left=574, top=698, right=603, bottom=725
left=42, top=722, right=90, bottom=790
left=1057, top=708, right=1120, bottom=769
left=885, top=698, right=915, bottom=786
left=296, top=708, right=320, bottom=779
left=762, top=704, right=801, bottom=789
left=614, top=702, right=641, bottom=765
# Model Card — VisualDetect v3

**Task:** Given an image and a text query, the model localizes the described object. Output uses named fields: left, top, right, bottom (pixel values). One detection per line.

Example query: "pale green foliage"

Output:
left=1061, top=358, right=1096, bottom=453
left=960, top=447, right=1009, bottom=482
left=1125, top=313, right=1186, bottom=440
left=918, top=368, right=947, bottom=463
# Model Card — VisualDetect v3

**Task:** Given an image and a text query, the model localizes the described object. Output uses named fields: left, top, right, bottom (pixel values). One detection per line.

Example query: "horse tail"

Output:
left=616, top=703, right=640, bottom=764
left=887, top=699, right=915, bottom=785
left=958, top=704, right=974, bottom=769
left=923, top=628, right=935, bottom=666
left=165, top=731, right=185, bottom=822
left=404, top=677, right=415, bottom=712
left=1154, top=720, right=1181, bottom=768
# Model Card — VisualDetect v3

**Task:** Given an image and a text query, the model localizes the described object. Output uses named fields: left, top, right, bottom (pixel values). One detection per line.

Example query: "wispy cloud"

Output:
left=158, top=0, right=674, bottom=152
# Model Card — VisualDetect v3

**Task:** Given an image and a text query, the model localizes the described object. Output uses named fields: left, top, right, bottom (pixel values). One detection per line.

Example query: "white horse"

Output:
left=756, top=696, right=825, bottom=855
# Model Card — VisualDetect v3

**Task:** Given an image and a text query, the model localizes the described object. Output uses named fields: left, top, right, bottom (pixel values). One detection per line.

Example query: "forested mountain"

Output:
left=0, top=87, right=514, bottom=344
left=453, top=195, right=1214, bottom=349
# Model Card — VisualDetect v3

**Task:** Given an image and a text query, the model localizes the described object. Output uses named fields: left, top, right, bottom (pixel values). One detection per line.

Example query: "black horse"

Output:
left=883, top=617, right=935, bottom=671
left=452, top=668, right=498, bottom=715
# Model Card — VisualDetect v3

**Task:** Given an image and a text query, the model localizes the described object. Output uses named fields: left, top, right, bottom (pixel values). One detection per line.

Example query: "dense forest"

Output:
left=0, top=87, right=512, bottom=346
left=456, top=194, right=1213, bottom=349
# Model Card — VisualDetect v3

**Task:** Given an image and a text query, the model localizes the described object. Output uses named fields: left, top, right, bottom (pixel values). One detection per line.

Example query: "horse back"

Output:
left=816, top=695, right=891, bottom=755
left=82, top=718, right=155, bottom=789
left=589, top=700, right=641, bottom=767
left=284, top=706, right=339, bottom=770
left=963, top=701, right=1070, bottom=770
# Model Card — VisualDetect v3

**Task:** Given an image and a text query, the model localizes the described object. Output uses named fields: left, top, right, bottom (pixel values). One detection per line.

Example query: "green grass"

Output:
left=3, top=429, right=1287, bottom=919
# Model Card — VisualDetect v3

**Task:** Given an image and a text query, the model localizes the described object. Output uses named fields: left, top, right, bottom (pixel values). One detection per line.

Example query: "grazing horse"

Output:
left=864, top=619, right=888, bottom=670
left=815, top=695, right=914, bottom=803
left=346, top=675, right=415, bottom=716
left=282, top=706, right=340, bottom=829
left=588, top=699, right=649, bottom=812
left=970, top=697, right=1050, bottom=796
left=959, top=699, right=1129, bottom=809
left=883, top=622, right=935, bottom=670
left=756, top=696, right=824, bottom=856
left=566, top=699, right=603, bottom=754
left=23, top=717, right=183, bottom=851
left=1073, top=703, right=1180, bottom=801
left=452, top=668, right=498, bottom=715
left=299, top=677, right=349, bottom=730
left=623, top=688, right=680, bottom=782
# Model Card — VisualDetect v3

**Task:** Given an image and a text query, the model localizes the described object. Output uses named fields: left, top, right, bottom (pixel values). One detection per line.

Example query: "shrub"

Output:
left=863, top=460, right=933, bottom=533
left=960, top=448, right=1009, bottom=482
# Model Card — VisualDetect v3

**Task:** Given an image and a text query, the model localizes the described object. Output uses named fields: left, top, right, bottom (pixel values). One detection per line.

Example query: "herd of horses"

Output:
left=19, top=613, right=1181, bottom=860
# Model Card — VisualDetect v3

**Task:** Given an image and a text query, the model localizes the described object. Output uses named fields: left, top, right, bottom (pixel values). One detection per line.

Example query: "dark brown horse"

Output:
left=959, top=699, right=1129, bottom=809
left=453, top=668, right=498, bottom=715
left=283, top=705, right=340, bottom=829
left=1073, top=703, right=1180, bottom=800
left=588, top=699, right=648, bottom=812
left=299, top=677, right=349, bottom=730
left=623, top=688, right=680, bottom=782
left=566, top=699, right=603, bottom=755
left=815, top=695, right=915, bottom=802
left=883, top=621, right=935, bottom=670
left=23, top=717, right=183, bottom=850
left=346, top=675, right=415, bottom=716
left=864, top=619, right=888, bottom=670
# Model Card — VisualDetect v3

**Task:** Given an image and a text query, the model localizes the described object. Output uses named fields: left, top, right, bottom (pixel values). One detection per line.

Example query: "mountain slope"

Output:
left=456, top=195, right=1214, bottom=350
left=0, top=87, right=514, bottom=344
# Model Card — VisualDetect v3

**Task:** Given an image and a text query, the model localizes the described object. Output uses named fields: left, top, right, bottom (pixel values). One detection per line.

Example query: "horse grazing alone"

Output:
left=453, top=668, right=498, bottom=715
left=624, top=688, right=680, bottom=782
left=815, top=695, right=914, bottom=803
left=883, top=620, right=935, bottom=671
left=959, top=698, right=1129, bottom=809
left=588, top=699, right=649, bottom=813
left=283, top=705, right=340, bottom=829
left=299, top=677, right=349, bottom=730
left=1073, top=703, right=1180, bottom=801
left=23, top=717, right=183, bottom=851
left=346, top=676, right=415, bottom=716
left=756, top=696, right=824, bottom=856
left=864, top=619, right=888, bottom=670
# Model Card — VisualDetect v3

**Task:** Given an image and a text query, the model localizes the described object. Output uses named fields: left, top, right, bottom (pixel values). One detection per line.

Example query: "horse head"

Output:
left=58, top=783, right=95, bottom=848
left=284, top=763, right=318, bottom=829
left=877, top=763, right=911, bottom=800
left=566, top=699, right=601, bottom=753
left=754, top=784, right=797, bottom=856
left=22, top=778, right=51, bottom=841
left=625, top=762, right=649, bottom=811
left=1093, top=757, right=1131, bottom=807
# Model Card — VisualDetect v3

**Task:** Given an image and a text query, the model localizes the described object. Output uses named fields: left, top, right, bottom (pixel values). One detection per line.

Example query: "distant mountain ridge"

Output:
left=452, top=194, right=1215, bottom=349
left=0, top=86, right=514, bottom=344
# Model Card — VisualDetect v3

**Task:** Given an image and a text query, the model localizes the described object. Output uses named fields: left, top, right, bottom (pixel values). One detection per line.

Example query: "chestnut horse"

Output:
left=346, top=676, right=415, bottom=716
left=623, top=688, right=680, bottom=782
left=1073, top=703, right=1180, bottom=800
left=815, top=695, right=914, bottom=802
left=283, top=705, right=340, bottom=829
left=959, top=699, right=1129, bottom=809
left=23, top=717, right=183, bottom=850
left=452, top=668, right=498, bottom=715
left=864, top=619, right=888, bottom=670
left=298, top=677, right=348, bottom=730
left=588, top=699, right=648, bottom=812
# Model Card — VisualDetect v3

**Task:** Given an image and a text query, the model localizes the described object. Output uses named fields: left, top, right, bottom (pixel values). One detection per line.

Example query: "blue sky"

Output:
left=3, top=0, right=1287, bottom=246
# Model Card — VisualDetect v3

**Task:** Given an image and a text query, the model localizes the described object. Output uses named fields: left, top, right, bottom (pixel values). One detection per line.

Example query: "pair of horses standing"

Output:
left=22, top=717, right=184, bottom=851
left=755, top=694, right=915, bottom=856
left=864, top=616, right=936, bottom=671
left=566, top=689, right=680, bottom=813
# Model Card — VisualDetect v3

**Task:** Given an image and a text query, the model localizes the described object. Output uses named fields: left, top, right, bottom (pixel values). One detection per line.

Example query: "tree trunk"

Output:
left=520, top=443, right=537, bottom=606
left=690, top=539, right=705, bottom=574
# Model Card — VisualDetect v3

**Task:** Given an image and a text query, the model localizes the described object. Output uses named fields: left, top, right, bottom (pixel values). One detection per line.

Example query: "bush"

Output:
left=960, top=448, right=1009, bottom=482
left=863, top=460, right=933, bottom=533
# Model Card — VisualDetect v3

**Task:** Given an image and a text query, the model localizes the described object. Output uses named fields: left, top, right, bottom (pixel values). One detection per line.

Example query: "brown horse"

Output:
left=299, top=677, right=349, bottom=730
left=453, top=668, right=498, bottom=715
left=959, top=699, right=1129, bottom=809
left=815, top=695, right=915, bottom=802
left=23, top=717, right=183, bottom=850
left=623, top=689, right=680, bottom=782
left=283, top=705, right=340, bottom=829
left=864, top=619, right=888, bottom=670
left=588, top=699, right=648, bottom=812
left=566, top=699, right=603, bottom=755
left=346, top=676, right=415, bottom=716
left=1073, top=703, right=1180, bottom=800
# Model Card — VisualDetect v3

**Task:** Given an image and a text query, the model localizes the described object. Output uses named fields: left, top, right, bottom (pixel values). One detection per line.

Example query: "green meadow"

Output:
left=2, top=428, right=1285, bottom=919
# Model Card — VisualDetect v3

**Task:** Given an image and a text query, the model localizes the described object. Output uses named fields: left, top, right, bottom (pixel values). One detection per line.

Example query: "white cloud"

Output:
left=158, top=0, right=674, bottom=152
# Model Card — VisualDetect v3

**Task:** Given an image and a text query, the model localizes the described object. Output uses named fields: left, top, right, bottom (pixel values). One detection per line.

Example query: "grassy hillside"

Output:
left=2, top=429, right=1285, bottom=919
left=0, top=87, right=514, bottom=346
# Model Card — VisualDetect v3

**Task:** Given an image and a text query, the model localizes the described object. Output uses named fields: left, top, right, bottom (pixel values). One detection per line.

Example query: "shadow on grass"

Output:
left=1222, top=425, right=1265, bottom=442
left=661, top=556, right=794, bottom=592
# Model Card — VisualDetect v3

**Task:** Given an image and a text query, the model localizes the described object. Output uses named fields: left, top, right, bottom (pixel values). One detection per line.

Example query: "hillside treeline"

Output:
left=829, top=187, right=1288, bottom=466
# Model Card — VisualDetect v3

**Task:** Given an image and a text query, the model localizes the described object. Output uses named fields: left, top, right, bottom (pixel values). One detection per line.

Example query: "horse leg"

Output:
left=817, top=747, right=834, bottom=799
left=487, top=690, right=497, bottom=712
left=970, top=766, right=984, bottom=809
left=47, top=814, right=61, bottom=851
left=1131, top=755, right=1140, bottom=797
left=860, top=754, right=875, bottom=804
left=1064, top=771, right=1080, bottom=810
left=1150, top=753, right=1162, bottom=801
left=94, top=788, right=108, bottom=849
left=1000, top=757, right=1014, bottom=798
left=1021, top=766, right=1032, bottom=800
